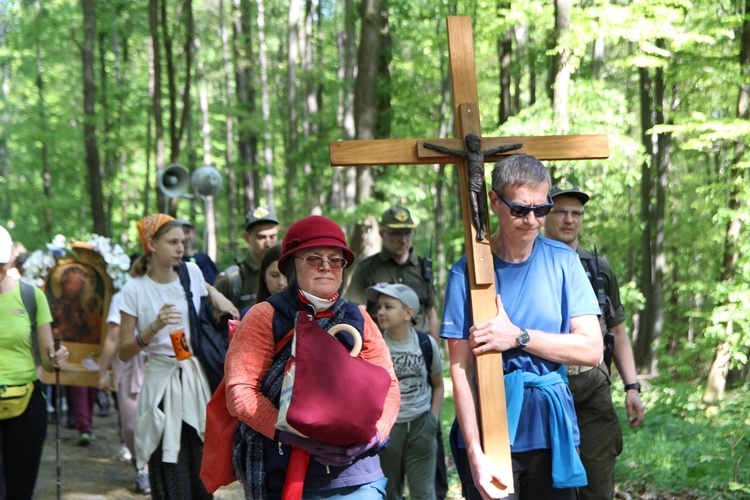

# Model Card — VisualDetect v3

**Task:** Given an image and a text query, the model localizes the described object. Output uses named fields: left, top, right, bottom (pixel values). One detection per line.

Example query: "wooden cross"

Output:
left=330, top=16, right=608, bottom=493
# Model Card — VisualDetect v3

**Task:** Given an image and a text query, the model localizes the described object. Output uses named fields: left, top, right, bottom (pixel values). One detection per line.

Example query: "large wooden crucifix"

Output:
left=330, top=16, right=608, bottom=493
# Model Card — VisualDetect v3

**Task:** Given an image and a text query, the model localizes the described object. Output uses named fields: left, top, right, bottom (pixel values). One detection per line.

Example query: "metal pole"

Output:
left=54, top=337, right=62, bottom=500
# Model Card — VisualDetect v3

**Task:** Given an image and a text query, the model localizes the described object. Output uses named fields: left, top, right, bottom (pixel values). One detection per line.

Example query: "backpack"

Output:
left=221, top=263, right=243, bottom=304
left=177, top=263, right=229, bottom=393
left=580, top=248, right=615, bottom=368
left=412, top=329, right=438, bottom=388
left=20, top=281, right=41, bottom=365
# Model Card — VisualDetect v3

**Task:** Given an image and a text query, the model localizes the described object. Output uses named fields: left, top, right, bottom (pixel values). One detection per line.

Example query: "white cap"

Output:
left=0, top=225, right=12, bottom=264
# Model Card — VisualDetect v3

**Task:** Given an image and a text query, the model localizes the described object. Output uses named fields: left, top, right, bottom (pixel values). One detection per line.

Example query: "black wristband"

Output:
left=624, top=381, right=641, bottom=393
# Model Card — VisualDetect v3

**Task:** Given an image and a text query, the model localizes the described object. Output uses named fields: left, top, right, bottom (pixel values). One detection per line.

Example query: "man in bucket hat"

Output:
left=215, top=207, right=279, bottom=310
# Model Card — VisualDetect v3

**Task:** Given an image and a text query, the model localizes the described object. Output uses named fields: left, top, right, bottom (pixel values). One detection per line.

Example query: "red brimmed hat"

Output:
left=278, top=216, right=354, bottom=271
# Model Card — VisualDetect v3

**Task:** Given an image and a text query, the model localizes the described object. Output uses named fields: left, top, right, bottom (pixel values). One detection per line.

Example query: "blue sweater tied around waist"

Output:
left=504, top=369, right=587, bottom=488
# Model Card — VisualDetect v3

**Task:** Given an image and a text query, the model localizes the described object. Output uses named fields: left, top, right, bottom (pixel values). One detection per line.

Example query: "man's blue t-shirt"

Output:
left=441, top=236, right=600, bottom=452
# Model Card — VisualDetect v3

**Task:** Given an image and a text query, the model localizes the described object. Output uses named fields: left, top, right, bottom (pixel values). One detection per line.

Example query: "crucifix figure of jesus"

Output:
left=330, top=16, right=609, bottom=494
left=424, top=134, right=522, bottom=241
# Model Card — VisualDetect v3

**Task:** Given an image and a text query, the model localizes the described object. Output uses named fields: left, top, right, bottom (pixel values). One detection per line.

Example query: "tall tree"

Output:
left=704, top=0, right=750, bottom=401
left=81, top=0, right=106, bottom=235
left=285, top=0, right=301, bottom=221
left=350, top=0, right=384, bottom=258
left=221, top=0, right=238, bottom=255
left=150, top=0, right=166, bottom=212
left=497, top=0, right=512, bottom=125
left=35, top=0, right=52, bottom=235
left=551, top=0, right=571, bottom=137
left=634, top=43, right=669, bottom=374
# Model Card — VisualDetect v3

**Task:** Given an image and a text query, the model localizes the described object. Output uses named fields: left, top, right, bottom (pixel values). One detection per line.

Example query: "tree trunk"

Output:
left=31, top=1, right=52, bottom=236
left=285, top=0, right=301, bottom=221
left=81, top=0, right=106, bottom=235
left=257, top=0, right=275, bottom=210
left=634, top=67, right=654, bottom=368
left=351, top=0, right=384, bottom=258
left=497, top=1, right=512, bottom=126
left=648, top=42, right=669, bottom=375
left=149, top=0, right=165, bottom=212
left=704, top=0, right=750, bottom=401
left=233, top=0, right=258, bottom=214
left=301, top=0, right=316, bottom=210
left=337, top=0, right=357, bottom=210
left=221, top=0, right=237, bottom=256
left=552, top=0, right=571, bottom=137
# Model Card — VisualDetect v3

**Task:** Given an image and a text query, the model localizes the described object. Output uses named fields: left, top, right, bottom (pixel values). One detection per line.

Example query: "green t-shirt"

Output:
left=0, top=283, right=53, bottom=385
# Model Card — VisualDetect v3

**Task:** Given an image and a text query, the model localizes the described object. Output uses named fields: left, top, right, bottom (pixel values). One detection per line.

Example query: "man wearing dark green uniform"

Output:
left=345, top=205, right=447, bottom=500
left=215, top=207, right=279, bottom=311
left=545, top=183, right=645, bottom=500
left=345, top=205, right=439, bottom=339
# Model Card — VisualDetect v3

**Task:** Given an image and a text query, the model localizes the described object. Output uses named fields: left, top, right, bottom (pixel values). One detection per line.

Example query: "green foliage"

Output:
left=616, top=380, right=750, bottom=497
left=0, top=0, right=749, bottom=397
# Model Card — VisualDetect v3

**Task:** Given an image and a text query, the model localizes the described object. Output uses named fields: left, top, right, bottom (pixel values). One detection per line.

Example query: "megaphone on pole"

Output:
left=157, top=163, right=190, bottom=198
left=191, top=165, right=223, bottom=197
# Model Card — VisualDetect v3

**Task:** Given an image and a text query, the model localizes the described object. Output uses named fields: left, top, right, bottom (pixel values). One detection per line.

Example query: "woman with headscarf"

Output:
left=118, top=214, right=238, bottom=499
left=0, top=225, right=70, bottom=499
left=211, top=215, right=400, bottom=499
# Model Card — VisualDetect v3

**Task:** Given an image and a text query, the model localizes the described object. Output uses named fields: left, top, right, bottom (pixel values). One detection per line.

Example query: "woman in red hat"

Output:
left=223, top=215, right=400, bottom=499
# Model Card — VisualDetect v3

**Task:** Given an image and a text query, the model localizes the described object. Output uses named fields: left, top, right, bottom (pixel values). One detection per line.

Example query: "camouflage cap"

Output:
left=549, top=181, right=590, bottom=205
left=381, top=205, right=416, bottom=229
left=245, top=207, right=279, bottom=231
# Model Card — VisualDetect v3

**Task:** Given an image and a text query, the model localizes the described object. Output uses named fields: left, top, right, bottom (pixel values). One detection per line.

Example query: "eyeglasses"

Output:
left=383, top=229, right=413, bottom=239
left=296, top=255, right=348, bottom=271
left=550, top=208, right=584, bottom=219
left=498, top=194, right=554, bottom=218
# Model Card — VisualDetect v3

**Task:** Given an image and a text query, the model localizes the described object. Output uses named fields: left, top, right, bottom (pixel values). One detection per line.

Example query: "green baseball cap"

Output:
left=381, top=205, right=416, bottom=229
left=549, top=181, right=589, bottom=205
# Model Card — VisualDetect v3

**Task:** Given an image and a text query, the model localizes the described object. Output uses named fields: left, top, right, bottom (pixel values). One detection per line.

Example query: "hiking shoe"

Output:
left=135, top=469, right=151, bottom=495
left=78, top=432, right=95, bottom=446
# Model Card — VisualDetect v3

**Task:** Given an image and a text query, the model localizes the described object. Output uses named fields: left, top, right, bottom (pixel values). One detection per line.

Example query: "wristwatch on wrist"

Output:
left=624, top=381, right=641, bottom=393
left=517, top=328, right=530, bottom=349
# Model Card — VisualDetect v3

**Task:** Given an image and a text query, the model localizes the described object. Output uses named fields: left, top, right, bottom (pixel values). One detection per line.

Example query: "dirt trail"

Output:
left=34, top=407, right=243, bottom=499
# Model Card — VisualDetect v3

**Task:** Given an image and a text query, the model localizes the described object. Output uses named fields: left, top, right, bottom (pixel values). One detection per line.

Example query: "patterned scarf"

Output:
left=136, top=213, right=174, bottom=256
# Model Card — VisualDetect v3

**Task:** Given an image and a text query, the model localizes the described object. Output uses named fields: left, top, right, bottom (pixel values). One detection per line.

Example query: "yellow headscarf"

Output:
left=136, top=214, right=175, bottom=256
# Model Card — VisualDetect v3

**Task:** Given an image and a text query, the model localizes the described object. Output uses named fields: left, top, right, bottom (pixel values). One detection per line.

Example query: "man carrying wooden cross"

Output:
left=440, top=153, right=602, bottom=499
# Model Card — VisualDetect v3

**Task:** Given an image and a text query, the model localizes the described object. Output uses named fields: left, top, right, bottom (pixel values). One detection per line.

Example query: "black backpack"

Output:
left=415, top=330, right=435, bottom=386
left=177, top=263, right=229, bottom=393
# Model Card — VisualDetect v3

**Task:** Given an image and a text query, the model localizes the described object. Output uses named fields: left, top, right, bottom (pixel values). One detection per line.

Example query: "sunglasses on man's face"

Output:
left=497, top=194, right=554, bottom=218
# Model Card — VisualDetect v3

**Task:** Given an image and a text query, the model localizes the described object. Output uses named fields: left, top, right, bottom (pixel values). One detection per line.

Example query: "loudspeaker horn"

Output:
left=157, top=164, right=190, bottom=198
left=192, top=165, right=223, bottom=197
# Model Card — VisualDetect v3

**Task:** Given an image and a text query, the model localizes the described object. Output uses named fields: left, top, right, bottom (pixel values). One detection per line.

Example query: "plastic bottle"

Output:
left=167, top=313, right=191, bottom=361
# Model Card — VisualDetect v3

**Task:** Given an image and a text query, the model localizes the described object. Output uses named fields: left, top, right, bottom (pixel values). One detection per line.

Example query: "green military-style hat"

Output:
left=381, top=205, right=416, bottom=229
left=549, top=181, right=590, bottom=205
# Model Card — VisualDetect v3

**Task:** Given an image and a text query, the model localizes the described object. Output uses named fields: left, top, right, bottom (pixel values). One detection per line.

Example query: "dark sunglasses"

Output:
left=497, top=194, right=554, bottom=218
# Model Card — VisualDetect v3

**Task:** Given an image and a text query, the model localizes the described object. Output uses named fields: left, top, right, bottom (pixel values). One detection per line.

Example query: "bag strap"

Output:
left=177, top=263, right=202, bottom=353
left=19, top=281, right=37, bottom=331
left=19, top=281, right=42, bottom=366
left=416, top=330, right=434, bottom=387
